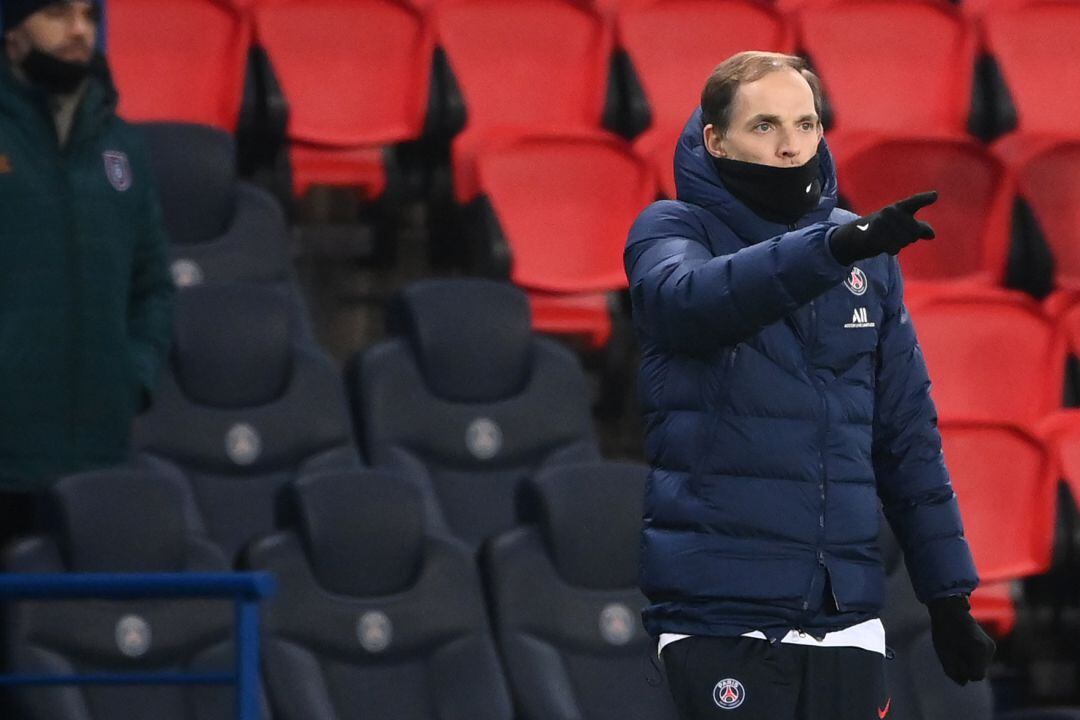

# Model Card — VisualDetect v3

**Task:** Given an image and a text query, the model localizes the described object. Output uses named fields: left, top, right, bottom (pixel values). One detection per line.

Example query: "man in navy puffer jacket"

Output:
left=625, top=51, right=995, bottom=720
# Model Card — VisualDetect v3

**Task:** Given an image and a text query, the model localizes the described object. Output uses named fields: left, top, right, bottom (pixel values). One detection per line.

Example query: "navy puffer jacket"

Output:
left=625, top=110, right=978, bottom=639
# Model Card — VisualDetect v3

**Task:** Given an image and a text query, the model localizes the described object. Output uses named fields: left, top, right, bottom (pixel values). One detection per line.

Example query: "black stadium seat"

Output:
left=246, top=469, right=514, bottom=720
left=134, top=284, right=359, bottom=561
left=348, top=279, right=600, bottom=550
left=3, top=467, right=256, bottom=720
left=484, top=461, right=679, bottom=720
left=135, top=122, right=293, bottom=289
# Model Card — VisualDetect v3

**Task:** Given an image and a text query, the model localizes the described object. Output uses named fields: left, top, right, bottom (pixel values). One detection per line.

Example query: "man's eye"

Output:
left=754, top=123, right=771, bottom=132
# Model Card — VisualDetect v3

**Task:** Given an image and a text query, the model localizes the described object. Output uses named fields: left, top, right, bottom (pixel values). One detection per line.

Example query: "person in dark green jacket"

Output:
left=0, top=0, right=174, bottom=531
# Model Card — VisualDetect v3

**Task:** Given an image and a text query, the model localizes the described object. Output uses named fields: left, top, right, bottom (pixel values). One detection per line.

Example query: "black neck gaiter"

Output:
left=713, top=154, right=822, bottom=225
left=20, top=48, right=93, bottom=95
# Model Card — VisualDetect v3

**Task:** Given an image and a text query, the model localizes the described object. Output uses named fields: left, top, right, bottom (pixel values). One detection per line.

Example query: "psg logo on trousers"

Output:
left=713, top=678, right=746, bottom=710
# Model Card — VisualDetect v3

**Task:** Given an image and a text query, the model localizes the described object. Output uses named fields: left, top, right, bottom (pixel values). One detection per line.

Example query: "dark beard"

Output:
left=21, top=47, right=93, bottom=94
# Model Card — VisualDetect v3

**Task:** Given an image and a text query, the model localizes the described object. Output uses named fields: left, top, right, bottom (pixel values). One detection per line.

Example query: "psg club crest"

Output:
left=844, top=266, right=868, bottom=296
left=713, top=678, right=746, bottom=710
left=103, top=150, right=132, bottom=192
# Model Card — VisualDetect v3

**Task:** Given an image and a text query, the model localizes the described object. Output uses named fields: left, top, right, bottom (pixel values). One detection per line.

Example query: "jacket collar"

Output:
left=673, top=108, right=840, bottom=244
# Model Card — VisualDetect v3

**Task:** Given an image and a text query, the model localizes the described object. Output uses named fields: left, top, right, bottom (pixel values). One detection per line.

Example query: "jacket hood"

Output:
left=674, top=107, right=840, bottom=243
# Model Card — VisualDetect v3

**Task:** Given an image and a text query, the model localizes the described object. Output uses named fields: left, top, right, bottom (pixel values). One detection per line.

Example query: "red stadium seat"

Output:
left=982, top=2, right=1080, bottom=166
left=909, top=293, right=1063, bottom=428
left=1039, top=410, right=1080, bottom=513
left=252, top=0, right=434, bottom=199
left=1016, top=141, right=1080, bottom=300
left=838, top=137, right=1013, bottom=287
left=433, top=0, right=614, bottom=203
left=618, top=0, right=794, bottom=197
left=475, top=135, right=656, bottom=346
left=797, top=0, right=977, bottom=161
left=969, top=581, right=1017, bottom=637
left=940, top=423, right=1057, bottom=582
left=109, top=0, right=251, bottom=131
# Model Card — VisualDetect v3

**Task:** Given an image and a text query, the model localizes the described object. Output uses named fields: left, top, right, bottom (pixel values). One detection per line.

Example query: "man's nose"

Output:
left=777, top=131, right=799, bottom=159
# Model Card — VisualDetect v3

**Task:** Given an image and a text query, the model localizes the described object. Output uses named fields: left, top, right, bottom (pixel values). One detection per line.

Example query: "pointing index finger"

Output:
left=895, top=191, right=938, bottom=215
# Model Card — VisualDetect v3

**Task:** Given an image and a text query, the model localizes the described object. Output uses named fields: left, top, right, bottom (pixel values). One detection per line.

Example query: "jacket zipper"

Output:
left=806, top=298, right=841, bottom=614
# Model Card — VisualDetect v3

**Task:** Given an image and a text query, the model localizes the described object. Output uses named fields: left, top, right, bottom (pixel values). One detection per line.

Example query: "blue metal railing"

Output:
left=0, top=572, right=276, bottom=720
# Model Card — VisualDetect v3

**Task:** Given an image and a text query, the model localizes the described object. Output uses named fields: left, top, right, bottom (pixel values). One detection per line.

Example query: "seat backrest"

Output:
left=1018, top=141, right=1080, bottom=292
left=908, top=294, right=1063, bottom=428
left=433, top=0, right=611, bottom=135
left=618, top=0, right=793, bottom=136
left=940, top=422, right=1056, bottom=581
left=477, top=136, right=656, bottom=293
left=136, top=122, right=293, bottom=287
left=349, top=279, right=600, bottom=550
left=109, top=0, right=251, bottom=131
left=798, top=0, right=976, bottom=137
left=485, top=461, right=678, bottom=720
left=3, top=467, right=249, bottom=720
left=839, top=138, right=1013, bottom=285
left=982, top=1, right=1080, bottom=136
left=253, top=0, right=434, bottom=146
left=134, top=284, right=359, bottom=560
left=247, top=469, right=514, bottom=720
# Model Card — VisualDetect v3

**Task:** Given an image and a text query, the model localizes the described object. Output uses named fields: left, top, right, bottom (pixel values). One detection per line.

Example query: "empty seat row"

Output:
left=4, top=460, right=674, bottom=720
left=107, top=0, right=1080, bottom=204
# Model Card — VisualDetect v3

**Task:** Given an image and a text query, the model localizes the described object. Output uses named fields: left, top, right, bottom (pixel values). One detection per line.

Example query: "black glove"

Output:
left=828, top=191, right=938, bottom=265
left=927, top=594, right=996, bottom=685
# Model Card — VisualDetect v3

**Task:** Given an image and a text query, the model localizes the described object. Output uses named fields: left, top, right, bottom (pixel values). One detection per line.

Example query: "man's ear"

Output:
left=703, top=124, right=726, bottom=159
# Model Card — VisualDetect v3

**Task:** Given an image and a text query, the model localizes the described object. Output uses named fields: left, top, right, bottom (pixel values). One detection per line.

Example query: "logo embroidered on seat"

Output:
left=878, top=697, right=892, bottom=718
left=845, top=307, right=876, bottom=329
left=0, top=155, right=11, bottom=174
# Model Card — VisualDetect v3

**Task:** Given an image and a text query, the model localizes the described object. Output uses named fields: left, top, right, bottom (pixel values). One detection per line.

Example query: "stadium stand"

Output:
left=133, top=284, right=359, bottom=561
left=908, top=293, right=1064, bottom=428
left=2, top=468, right=250, bottom=720
left=616, top=0, right=794, bottom=197
left=940, top=423, right=1056, bottom=598
left=135, top=122, right=293, bottom=289
left=1015, top=141, right=1080, bottom=311
left=474, top=134, right=656, bottom=347
left=838, top=137, right=1014, bottom=288
left=797, top=0, right=978, bottom=162
left=250, top=0, right=435, bottom=203
left=484, top=461, right=679, bottom=720
left=980, top=1, right=1080, bottom=166
left=246, top=469, right=514, bottom=720
left=347, top=279, right=600, bottom=550
left=108, top=0, right=251, bottom=131
left=430, top=0, right=615, bottom=204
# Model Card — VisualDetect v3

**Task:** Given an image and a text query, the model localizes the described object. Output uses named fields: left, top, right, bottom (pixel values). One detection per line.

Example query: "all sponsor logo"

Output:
left=844, top=307, right=876, bottom=329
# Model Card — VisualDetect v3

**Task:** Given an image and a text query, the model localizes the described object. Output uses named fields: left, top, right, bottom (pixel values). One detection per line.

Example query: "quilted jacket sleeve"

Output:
left=127, top=167, right=175, bottom=411
left=872, top=256, right=979, bottom=603
left=624, top=201, right=851, bottom=355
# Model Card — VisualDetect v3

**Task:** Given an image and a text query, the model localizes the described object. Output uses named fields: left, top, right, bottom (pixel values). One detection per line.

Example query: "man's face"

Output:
left=704, top=68, right=823, bottom=168
left=5, top=1, right=97, bottom=65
